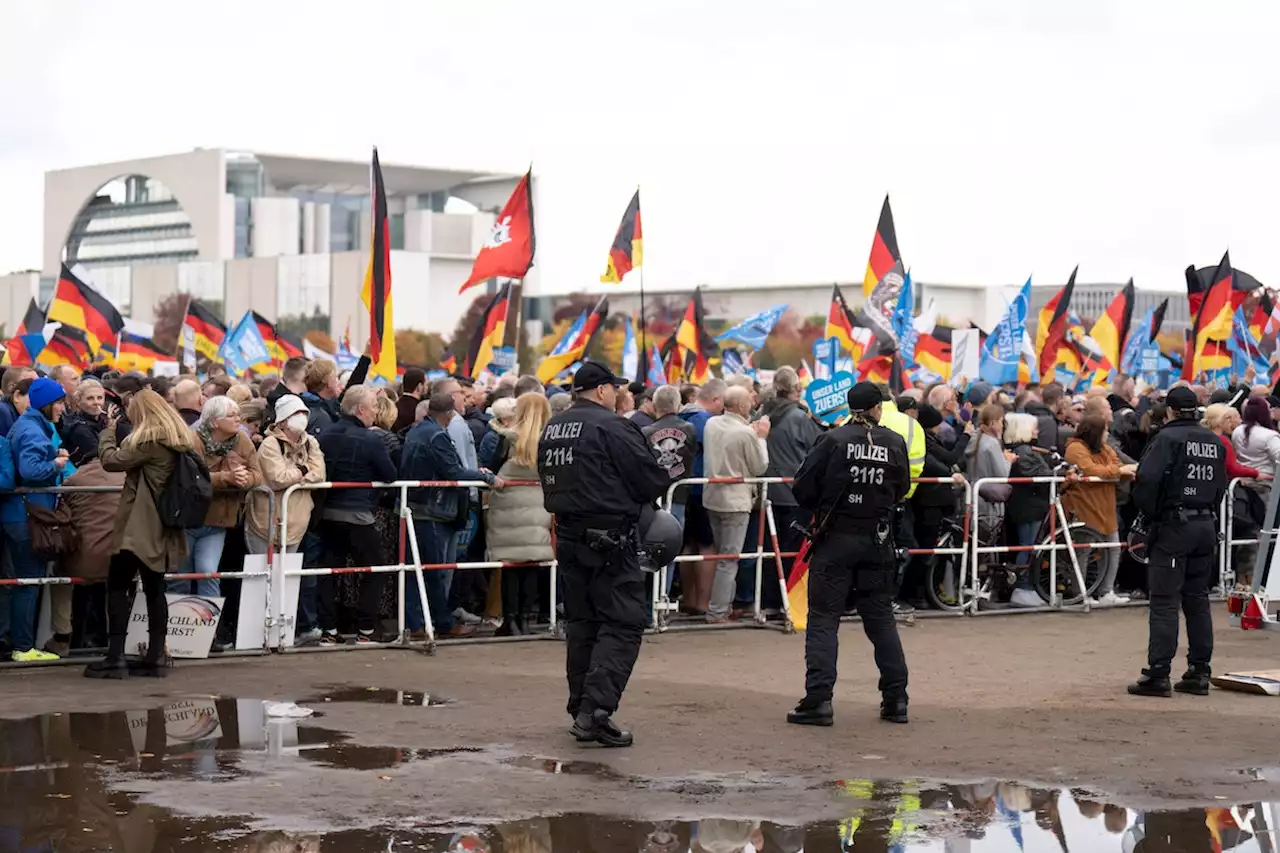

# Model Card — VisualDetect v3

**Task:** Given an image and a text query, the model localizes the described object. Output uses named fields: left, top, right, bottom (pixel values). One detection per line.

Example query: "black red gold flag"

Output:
left=600, top=190, right=643, bottom=284
left=862, top=195, right=901, bottom=299
left=464, top=281, right=512, bottom=378
left=536, top=295, right=609, bottom=384
left=361, top=147, right=395, bottom=383
left=37, top=325, right=92, bottom=370
left=1184, top=251, right=1235, bottom=379
left=183, top=298, right=227, bottom=361
left=673, top=287, right=718, bottom=383
left=460, top=168, right=536, bottom=293
left=1035, top=266, right=1078, bottom=382
left=46, top=264, right=124, bottom=356
left=1086, top=279, right=1134, bottom=385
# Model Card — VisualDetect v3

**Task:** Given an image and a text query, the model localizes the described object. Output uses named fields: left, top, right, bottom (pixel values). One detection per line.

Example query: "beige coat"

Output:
left=703, top=412, right=769, bottom=513
left=97, top=428, right=188, bottom=573
left=246, top=424, right=327, bottom=547
left=193, top=430, right=263, bottom=528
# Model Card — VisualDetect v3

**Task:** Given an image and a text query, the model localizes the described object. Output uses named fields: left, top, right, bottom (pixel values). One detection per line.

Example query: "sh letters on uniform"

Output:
left=1181, top=440, right=1219, bottom=499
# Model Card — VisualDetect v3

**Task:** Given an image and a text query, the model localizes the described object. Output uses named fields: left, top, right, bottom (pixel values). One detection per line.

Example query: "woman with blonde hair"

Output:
left=88, top=389, right=195, bottom=679
left=486, top=392, right=553, bottom=635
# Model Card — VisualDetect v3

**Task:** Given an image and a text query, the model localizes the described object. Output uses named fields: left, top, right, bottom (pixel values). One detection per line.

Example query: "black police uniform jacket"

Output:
left=538, top=398, right=671, bottom=526
left=791, top=421, right=911, bottom=528
left=1133, top=417, right=1226, bottom=520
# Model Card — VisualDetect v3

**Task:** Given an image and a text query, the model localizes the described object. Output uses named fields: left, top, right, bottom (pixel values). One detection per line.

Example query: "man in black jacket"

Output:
left=316, top=386, right=397, bottom=646
left=903, top=404, right=970, bottom=607
left=263, top=357, right=310, bottom=431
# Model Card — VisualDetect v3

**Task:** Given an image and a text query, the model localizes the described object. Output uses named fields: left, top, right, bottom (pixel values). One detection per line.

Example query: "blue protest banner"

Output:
left=803, top=370, right=855, bottom=425
left=490, top=346, right=517, bottom=374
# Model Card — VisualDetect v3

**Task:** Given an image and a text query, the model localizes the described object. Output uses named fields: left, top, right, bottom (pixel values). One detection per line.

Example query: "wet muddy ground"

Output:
left=1, top=606, right=1278, bottom=850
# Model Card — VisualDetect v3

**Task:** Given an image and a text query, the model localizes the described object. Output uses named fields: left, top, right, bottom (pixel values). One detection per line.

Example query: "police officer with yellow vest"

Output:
left=874, top=384, right=925, bottom=613
left=787, top=381, right=912, bottom=727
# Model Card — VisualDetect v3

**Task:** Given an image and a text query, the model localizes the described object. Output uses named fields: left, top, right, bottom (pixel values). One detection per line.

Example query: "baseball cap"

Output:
left=1166, top=386, right=1199, bottom=411
left=571, top=361, right=627, bottom=393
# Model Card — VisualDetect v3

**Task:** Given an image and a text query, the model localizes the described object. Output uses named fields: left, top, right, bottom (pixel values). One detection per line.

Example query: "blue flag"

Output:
left=646, top=342, right=665, bottom=387
left=551, top=311, right=587, bottom=356
left=714, top=303, right=787, bottom=350
left=893, top=271, right=917, bottom=368
left=621, top=316, right=638, bottom=381
left=1229, top=305, right=1269, bottom=377
left=1120, top=307, right=1155, bottom=375
left=218, top=311, right=271, bottom=374
left=980, top=278, right=1030, bottom=386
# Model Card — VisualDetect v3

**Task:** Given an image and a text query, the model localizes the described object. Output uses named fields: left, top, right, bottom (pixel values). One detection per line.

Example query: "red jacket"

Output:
left=1217, top=433, right=1259, bottom=480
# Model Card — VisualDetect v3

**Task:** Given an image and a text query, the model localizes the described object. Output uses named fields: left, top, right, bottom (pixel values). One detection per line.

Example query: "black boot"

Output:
left=571, top=709, right=634, bottom=747
left=1127, top=670, right=1172, bottom=697
left=128, top=657, right=168, bottom=678
left=494, top=618, right=522, bottom=637
left=880, top=697, right=909, bottom=724
left=84, top=657, right=128, bottom=679
left=516, top=612, right=533, bottom=635
left=786, top=699, right=834, bottom=727
left=1174, top=667, right=1211, bottom=696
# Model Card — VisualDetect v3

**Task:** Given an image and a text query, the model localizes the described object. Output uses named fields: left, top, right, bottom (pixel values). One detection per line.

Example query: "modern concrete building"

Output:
left=25, top=148, right=519, bottom=342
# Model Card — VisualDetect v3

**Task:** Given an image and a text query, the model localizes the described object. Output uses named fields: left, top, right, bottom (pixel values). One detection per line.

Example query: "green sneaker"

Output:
left=12, top=648, right=60, bottom=663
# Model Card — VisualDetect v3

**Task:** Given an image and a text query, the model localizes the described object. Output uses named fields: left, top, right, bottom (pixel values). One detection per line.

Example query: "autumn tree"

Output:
left=152, top=293, right=195, bottom=354
left=395, top=328, right=448, bottom=368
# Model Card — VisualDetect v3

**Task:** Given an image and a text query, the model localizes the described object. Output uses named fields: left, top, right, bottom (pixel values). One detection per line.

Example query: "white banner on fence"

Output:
left=126, top=593, right=224, bottom=659
left=270, top=552, right=302, bottom=649
left=235, top=554, right=269, bottom=651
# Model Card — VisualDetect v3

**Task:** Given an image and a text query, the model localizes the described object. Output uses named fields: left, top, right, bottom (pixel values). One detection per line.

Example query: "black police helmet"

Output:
left=638, top=503, right=684, bottom=573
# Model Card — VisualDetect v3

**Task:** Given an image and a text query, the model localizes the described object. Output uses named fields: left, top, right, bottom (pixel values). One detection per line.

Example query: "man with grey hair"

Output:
left=702, top=386, right=770, bottom=622
left=757, top=365, right=825, bottom=612
left=677, top=378, right=728, bottom=613
left=549, top=392, right=573, bottom=414
left=514, top=374, right=544, bottom=397
left=926, top=383, right=961, bottom=447
left=315, top=384, right=398, bottom=646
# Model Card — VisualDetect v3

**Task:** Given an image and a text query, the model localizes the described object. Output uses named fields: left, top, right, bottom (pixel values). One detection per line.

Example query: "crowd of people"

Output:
left=0, top=353, right=1271, bottom=667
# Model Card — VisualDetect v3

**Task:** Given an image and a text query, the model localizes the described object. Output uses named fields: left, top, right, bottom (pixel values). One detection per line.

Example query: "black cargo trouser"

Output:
left=805, top=529, right=909, bottom=705
left=901, top=503, right=945, bottom=602
left=558, top=529, right=647, bottom=718
left=1146, top=517, right=1215, bottom=679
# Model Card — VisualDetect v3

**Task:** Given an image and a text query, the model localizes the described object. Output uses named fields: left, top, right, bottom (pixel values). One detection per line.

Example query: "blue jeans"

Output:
left=171, top=525, right=227, bottom=598
left=1013, top=520, right=1041, bottom=589
left=735, top=509, right=762, bottom=607
left=407, top=519, right=454, bottom=633
left=297, top=531, right=322, bottom=633
left=2, top=523, right=46, bottom=652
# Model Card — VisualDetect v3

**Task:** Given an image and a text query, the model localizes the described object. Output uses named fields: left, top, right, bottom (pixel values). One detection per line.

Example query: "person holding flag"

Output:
left=786, top=381, right=911, bottom=729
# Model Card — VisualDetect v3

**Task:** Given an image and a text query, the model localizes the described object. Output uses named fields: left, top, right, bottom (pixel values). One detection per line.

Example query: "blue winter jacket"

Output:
left=316, top=415, right=397, bottom=514
left=3, top=408, right=64, bottom=522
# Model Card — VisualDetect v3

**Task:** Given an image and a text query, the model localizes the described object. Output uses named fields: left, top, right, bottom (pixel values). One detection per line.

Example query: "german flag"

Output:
left=827, top=284, right=859, bottom=356
left=46, top=264, right=124, bottom=357
left=116, top=330, right=171, bottom=373
left=857, top=351, right=895, bottom=384
left=862, top=195, right=901, bottom=299
left=1187, top=260, right=1257, bottom=314
left=536, top=295, right=609, bottom=384
left=94, top=335, right=117, bottom=368
left=361, top=147, right=396, bottom=383
left=914, top=324, right=953, bottom=379
left=1087, top=278, right=1134, bottom=386
left=1249, top=292, right=1276, bottom=341
left=600, top=190, right=643, bottom=284
left=1035, top=266, right=1078, bottom=382
left=1185, top=251, right=1235, bottom=379
left=673, top=287, right=718, bottom=383
left=37, top=325, right=91, bottom=370
left=184, top=298, right=226, bottom=361
left=439, top=351, right=457, bottom=374
left=5, top=299, right=47, bottom=366
left=252, top=312, right=303, bottom=364
left=659, top=334, right=684, bottom=384
left=464, top=281, right=511, bottom=378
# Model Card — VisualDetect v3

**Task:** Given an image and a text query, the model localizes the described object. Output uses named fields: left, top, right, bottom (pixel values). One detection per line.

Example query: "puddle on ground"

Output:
left=300, top=685, right=451, bottom=706
left=1, top=703, right=1277, bottom=851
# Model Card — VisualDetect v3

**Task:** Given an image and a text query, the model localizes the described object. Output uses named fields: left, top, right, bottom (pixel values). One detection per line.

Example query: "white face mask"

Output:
left=285, top=413, right=309, bottom=434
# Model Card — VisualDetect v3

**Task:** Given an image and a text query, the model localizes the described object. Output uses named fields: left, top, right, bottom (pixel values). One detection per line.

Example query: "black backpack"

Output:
left=157, top=449, right=214, bottom=529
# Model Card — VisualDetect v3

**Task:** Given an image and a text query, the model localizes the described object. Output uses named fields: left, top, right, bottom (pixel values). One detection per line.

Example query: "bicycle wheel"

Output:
left=923, top=526, right=965, bottom=612
left=1031, top=523, right=1105, bottom=605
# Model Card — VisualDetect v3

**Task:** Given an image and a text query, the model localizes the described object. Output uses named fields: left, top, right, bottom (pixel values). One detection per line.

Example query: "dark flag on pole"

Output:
left=600, top=190, right=643, bottom=284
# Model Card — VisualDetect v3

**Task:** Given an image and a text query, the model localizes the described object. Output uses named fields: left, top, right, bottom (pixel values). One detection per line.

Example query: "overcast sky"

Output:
left=2, top=0, right=1279, bottom=294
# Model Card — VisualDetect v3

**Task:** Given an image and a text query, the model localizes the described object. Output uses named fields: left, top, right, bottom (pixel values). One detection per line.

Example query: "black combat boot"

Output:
left=786, top=699, right=834, bottom=727
left=572, top=709, right=633, bottom=747
left=1127, top=670, right=1172, bottom=697
left=84, top=635, right=128, bottom=680
left=880, top=697, right=909, bottom=724
left=1173, top=666, right=1211, bottom=696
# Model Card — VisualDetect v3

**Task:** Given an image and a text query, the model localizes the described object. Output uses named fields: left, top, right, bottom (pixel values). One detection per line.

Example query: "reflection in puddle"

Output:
left=0, top=704, right=1277, bottom=851
left=300, top=685, right=451, bottom=707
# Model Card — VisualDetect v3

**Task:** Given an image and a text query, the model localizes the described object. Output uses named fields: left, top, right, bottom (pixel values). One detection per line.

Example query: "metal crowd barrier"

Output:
left=1219, top=476, right=1280, bottom=630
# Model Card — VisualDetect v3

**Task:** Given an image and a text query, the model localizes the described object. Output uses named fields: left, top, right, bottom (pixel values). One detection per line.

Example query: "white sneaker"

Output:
left=452, top=608, right=482, bottom=625
left=1009, top=588, right=1043, bottom=608
left=295, top=627, right=322, bottom=644
left=1090, top=591, right=1130, bottom=608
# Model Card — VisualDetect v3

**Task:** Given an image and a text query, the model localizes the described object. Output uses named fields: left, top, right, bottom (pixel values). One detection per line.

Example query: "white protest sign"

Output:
left=126, top=592, right=224, bottom=659
left=949, top=329, right=981, bottom=388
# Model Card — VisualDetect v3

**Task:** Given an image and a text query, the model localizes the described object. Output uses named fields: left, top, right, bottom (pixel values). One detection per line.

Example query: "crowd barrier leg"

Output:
left=401, top=504, right=436, bottom=650
left=763, top=501, right=794, bottom=632
left=1054, top=491, right=1091, bottom=612
left=752, top=500, right=766, bottom=624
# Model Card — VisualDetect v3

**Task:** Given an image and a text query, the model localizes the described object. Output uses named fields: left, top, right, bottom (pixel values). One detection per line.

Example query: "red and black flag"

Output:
left=600, top=190, right=643, bottom=284
left=1034, top=266, right=1078, bottom=382
left=863, top=195, right=902, bottom=299
left=1184, top=251, right=1235, bottom=379
left=459, top=168, right=536, bottom=293
left=464, top=281, right=512, bottom=378
left=361, top=147, right=396, bottom=383
left=536, top=295, right=609, bottom=384
left=15, top=299, right=43, bottom=338
left=673, top=287, right=718, bottom=383
left=45, top=264, right=124, bottom=356
left=183, top=298, right=226, bottom=361
left=37, top=325, right=92, bottom=370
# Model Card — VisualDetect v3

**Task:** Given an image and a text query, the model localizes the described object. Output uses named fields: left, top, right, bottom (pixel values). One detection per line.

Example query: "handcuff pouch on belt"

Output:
left=585, top=528, right=631, bottom=553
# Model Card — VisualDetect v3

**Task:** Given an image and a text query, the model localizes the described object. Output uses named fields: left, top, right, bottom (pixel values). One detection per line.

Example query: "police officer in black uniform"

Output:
left=537, top=361, right=671, bottom=746
left=1128, top=385, right=1226, bottom=697
left=787, top=381, right=912, bottom=727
